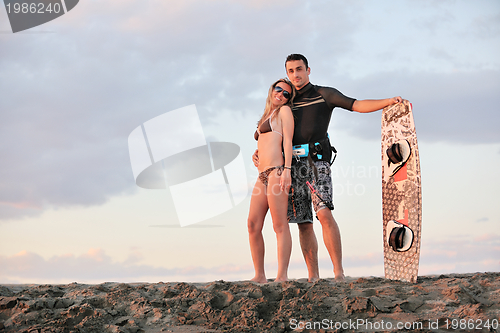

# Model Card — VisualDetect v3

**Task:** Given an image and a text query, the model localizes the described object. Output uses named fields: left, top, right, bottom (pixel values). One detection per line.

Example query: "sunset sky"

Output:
left=1, top=0, right=499, bottom=283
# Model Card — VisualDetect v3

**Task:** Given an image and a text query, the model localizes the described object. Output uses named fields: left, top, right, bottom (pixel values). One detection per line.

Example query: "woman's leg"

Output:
left=247, top=179, right=269, bottom=283
left=267, top=171, right=292, bottom=282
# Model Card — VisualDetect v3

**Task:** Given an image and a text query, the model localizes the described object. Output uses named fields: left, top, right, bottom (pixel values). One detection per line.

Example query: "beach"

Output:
left=1, top=272, right=499, bottom=333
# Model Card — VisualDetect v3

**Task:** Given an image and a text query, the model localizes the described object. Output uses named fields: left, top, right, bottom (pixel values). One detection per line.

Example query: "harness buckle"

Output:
left=292, top=144, right=309, bottom=158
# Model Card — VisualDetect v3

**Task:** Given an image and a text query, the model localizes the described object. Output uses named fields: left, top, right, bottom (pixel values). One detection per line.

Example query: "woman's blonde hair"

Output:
left=257, top=78, right=295, bottom=127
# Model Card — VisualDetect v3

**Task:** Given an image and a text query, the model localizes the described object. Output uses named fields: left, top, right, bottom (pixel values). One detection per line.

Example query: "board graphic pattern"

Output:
left=381, top=101, right=422, bottom=283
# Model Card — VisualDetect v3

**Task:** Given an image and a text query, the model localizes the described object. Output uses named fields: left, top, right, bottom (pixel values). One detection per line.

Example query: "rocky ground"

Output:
left=1, top=272, right=499, bottom=333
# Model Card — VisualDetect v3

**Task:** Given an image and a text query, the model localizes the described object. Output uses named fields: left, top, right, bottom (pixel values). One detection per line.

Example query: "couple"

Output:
left=248, top=54, right=402, bottom=283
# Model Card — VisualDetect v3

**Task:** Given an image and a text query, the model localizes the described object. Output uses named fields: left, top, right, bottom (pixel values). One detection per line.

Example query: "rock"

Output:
left=460, top=285, right=493, bottom=306
left=0, top=286, right=14, bottom=297
left=114, top=316, right=133, bottom=326
left=42, top=298, right=56, bottom=309
left=452, top=303, right=482, bottom=318
left=54, top=298, right=74, bottom=309
left=405, top=296, right=425, bottom=312
left=105, top=324, right=122, bottom=333
left=247, top=288, right=263, bottom=299
left=0, top=297, right=17, bottom=310
left=0, top=273, right=499, bottom=333
left=369, top=296, right=393, bottom=313
left=345, top=297, right=369, bottom=314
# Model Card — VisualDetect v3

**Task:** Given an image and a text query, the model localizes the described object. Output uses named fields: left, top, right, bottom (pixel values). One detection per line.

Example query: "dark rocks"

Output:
left=0, top=272, right=499, bottom=332
left=0, top=297, right=17, bottom=310
left=344, top=296, right=370, bottom=314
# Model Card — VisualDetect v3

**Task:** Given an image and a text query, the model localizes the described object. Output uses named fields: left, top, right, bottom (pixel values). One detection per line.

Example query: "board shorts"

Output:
left=287, top=159, right=334, bottom=223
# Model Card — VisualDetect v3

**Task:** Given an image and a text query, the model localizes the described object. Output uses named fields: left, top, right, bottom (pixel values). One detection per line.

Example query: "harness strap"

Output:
left=307, top=154, right=319, bottom=181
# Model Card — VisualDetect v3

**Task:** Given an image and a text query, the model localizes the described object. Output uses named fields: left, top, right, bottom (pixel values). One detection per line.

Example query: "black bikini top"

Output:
left=254, top=109, right=282, bottom=140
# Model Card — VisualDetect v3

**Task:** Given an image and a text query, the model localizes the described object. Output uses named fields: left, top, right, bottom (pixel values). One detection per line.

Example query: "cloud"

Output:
left=343, top=252, right=383, bottom=268
left=2, top=232, right=498, bottom=284
left=419, top=233, right=500, bottom=275
left=305, top=233, right=500, bottom=278
left=0, top=248, right=255, bottom=284
left=1, top=0, right=498, bottom=221
left=0, top=1, right=362, bottom=220
left=0, top=249, right=388, bottom=284
left=331, top=70, right=500, bottom=144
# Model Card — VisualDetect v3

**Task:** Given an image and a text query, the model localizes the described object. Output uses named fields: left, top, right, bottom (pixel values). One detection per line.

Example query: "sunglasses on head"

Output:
left=274, top=85, right=291, bottom=100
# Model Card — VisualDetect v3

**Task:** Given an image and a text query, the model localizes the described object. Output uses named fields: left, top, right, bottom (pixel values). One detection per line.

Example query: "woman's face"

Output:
left=271, top=82, right=292, bottom=107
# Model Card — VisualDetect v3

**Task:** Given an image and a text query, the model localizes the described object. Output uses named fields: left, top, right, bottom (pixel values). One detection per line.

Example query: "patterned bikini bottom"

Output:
left=258, top=165, right=284, bottom=186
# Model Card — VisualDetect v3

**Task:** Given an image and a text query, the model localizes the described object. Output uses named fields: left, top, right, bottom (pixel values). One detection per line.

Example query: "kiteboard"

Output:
left=381, top=100, right=422, bottom=283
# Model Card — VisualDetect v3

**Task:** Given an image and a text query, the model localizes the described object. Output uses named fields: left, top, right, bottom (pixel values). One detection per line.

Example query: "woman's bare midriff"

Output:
left=257, top=133, right=284, bottom=173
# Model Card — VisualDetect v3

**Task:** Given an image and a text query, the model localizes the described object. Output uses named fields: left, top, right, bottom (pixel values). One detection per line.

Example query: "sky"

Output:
left=1, top=0, right=499, bottom=284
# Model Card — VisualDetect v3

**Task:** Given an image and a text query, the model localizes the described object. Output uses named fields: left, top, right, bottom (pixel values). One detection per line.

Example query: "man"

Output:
left=254, top=54, right=402, bottom=282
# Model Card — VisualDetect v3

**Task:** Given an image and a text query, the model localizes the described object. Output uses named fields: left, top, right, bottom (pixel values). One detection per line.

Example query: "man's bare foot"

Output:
left=308, top=276, right=319, bottom=283
left=250, top=276, right=267, bottom=284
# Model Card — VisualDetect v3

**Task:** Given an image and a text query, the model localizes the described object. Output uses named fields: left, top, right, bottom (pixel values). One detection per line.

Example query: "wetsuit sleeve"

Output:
left=317, top=86, right=356, bottom=111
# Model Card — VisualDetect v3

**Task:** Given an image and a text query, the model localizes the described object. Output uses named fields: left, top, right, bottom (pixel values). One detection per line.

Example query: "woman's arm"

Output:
left=280, top=105, right=294, bottom=192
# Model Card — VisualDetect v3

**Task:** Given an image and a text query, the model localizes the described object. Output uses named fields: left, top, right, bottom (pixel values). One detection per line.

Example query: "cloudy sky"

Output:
left=1, top=0, right=499, bottom=284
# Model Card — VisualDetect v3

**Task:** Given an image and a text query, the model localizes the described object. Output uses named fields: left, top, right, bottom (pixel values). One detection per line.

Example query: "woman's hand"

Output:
left=280, top=168, right=291, bottom=193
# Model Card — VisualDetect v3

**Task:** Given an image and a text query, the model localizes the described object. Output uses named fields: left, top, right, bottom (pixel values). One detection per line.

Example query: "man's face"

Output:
left=285, top=60, right=310, bottom=90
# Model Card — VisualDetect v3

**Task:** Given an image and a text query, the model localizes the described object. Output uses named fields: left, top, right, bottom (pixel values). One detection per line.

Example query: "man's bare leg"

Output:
left=316, top=208, right=345, bottom=281
left=297, top=222, right=319, bottom=282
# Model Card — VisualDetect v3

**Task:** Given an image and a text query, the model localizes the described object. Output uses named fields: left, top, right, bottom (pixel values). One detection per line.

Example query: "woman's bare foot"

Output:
left=274, top=277, right=288, bottom=283
left=250, top=276, right=267, bottom=284
left=334, top=271, right=345, bottom=282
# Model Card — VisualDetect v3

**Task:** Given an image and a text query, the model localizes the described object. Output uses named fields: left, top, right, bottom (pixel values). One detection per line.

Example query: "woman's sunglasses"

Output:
left=274, top=85, right=291, bottom=100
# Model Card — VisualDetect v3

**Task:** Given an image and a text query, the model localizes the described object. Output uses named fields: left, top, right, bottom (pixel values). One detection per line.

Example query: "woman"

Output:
left=248, top=78, right=295, bottom=283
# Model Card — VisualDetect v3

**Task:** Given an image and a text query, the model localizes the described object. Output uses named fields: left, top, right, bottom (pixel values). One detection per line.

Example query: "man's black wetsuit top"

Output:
left=291, top=82, right=356, bottom=145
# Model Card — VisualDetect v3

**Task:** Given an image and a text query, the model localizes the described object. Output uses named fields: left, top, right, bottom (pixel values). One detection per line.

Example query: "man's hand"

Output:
left=252, top=149, right=259, bottom=167
left=391, top=96, right=403, bottom=104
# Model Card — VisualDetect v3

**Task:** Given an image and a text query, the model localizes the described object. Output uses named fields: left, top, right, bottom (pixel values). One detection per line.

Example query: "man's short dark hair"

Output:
left=285, top=54, right=309, bottom=69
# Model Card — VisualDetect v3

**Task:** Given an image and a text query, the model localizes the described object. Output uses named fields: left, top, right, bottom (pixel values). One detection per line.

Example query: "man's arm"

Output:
left=351, top=96, right=402, bottom=113
left=252, top=149, right=259, bottom=167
